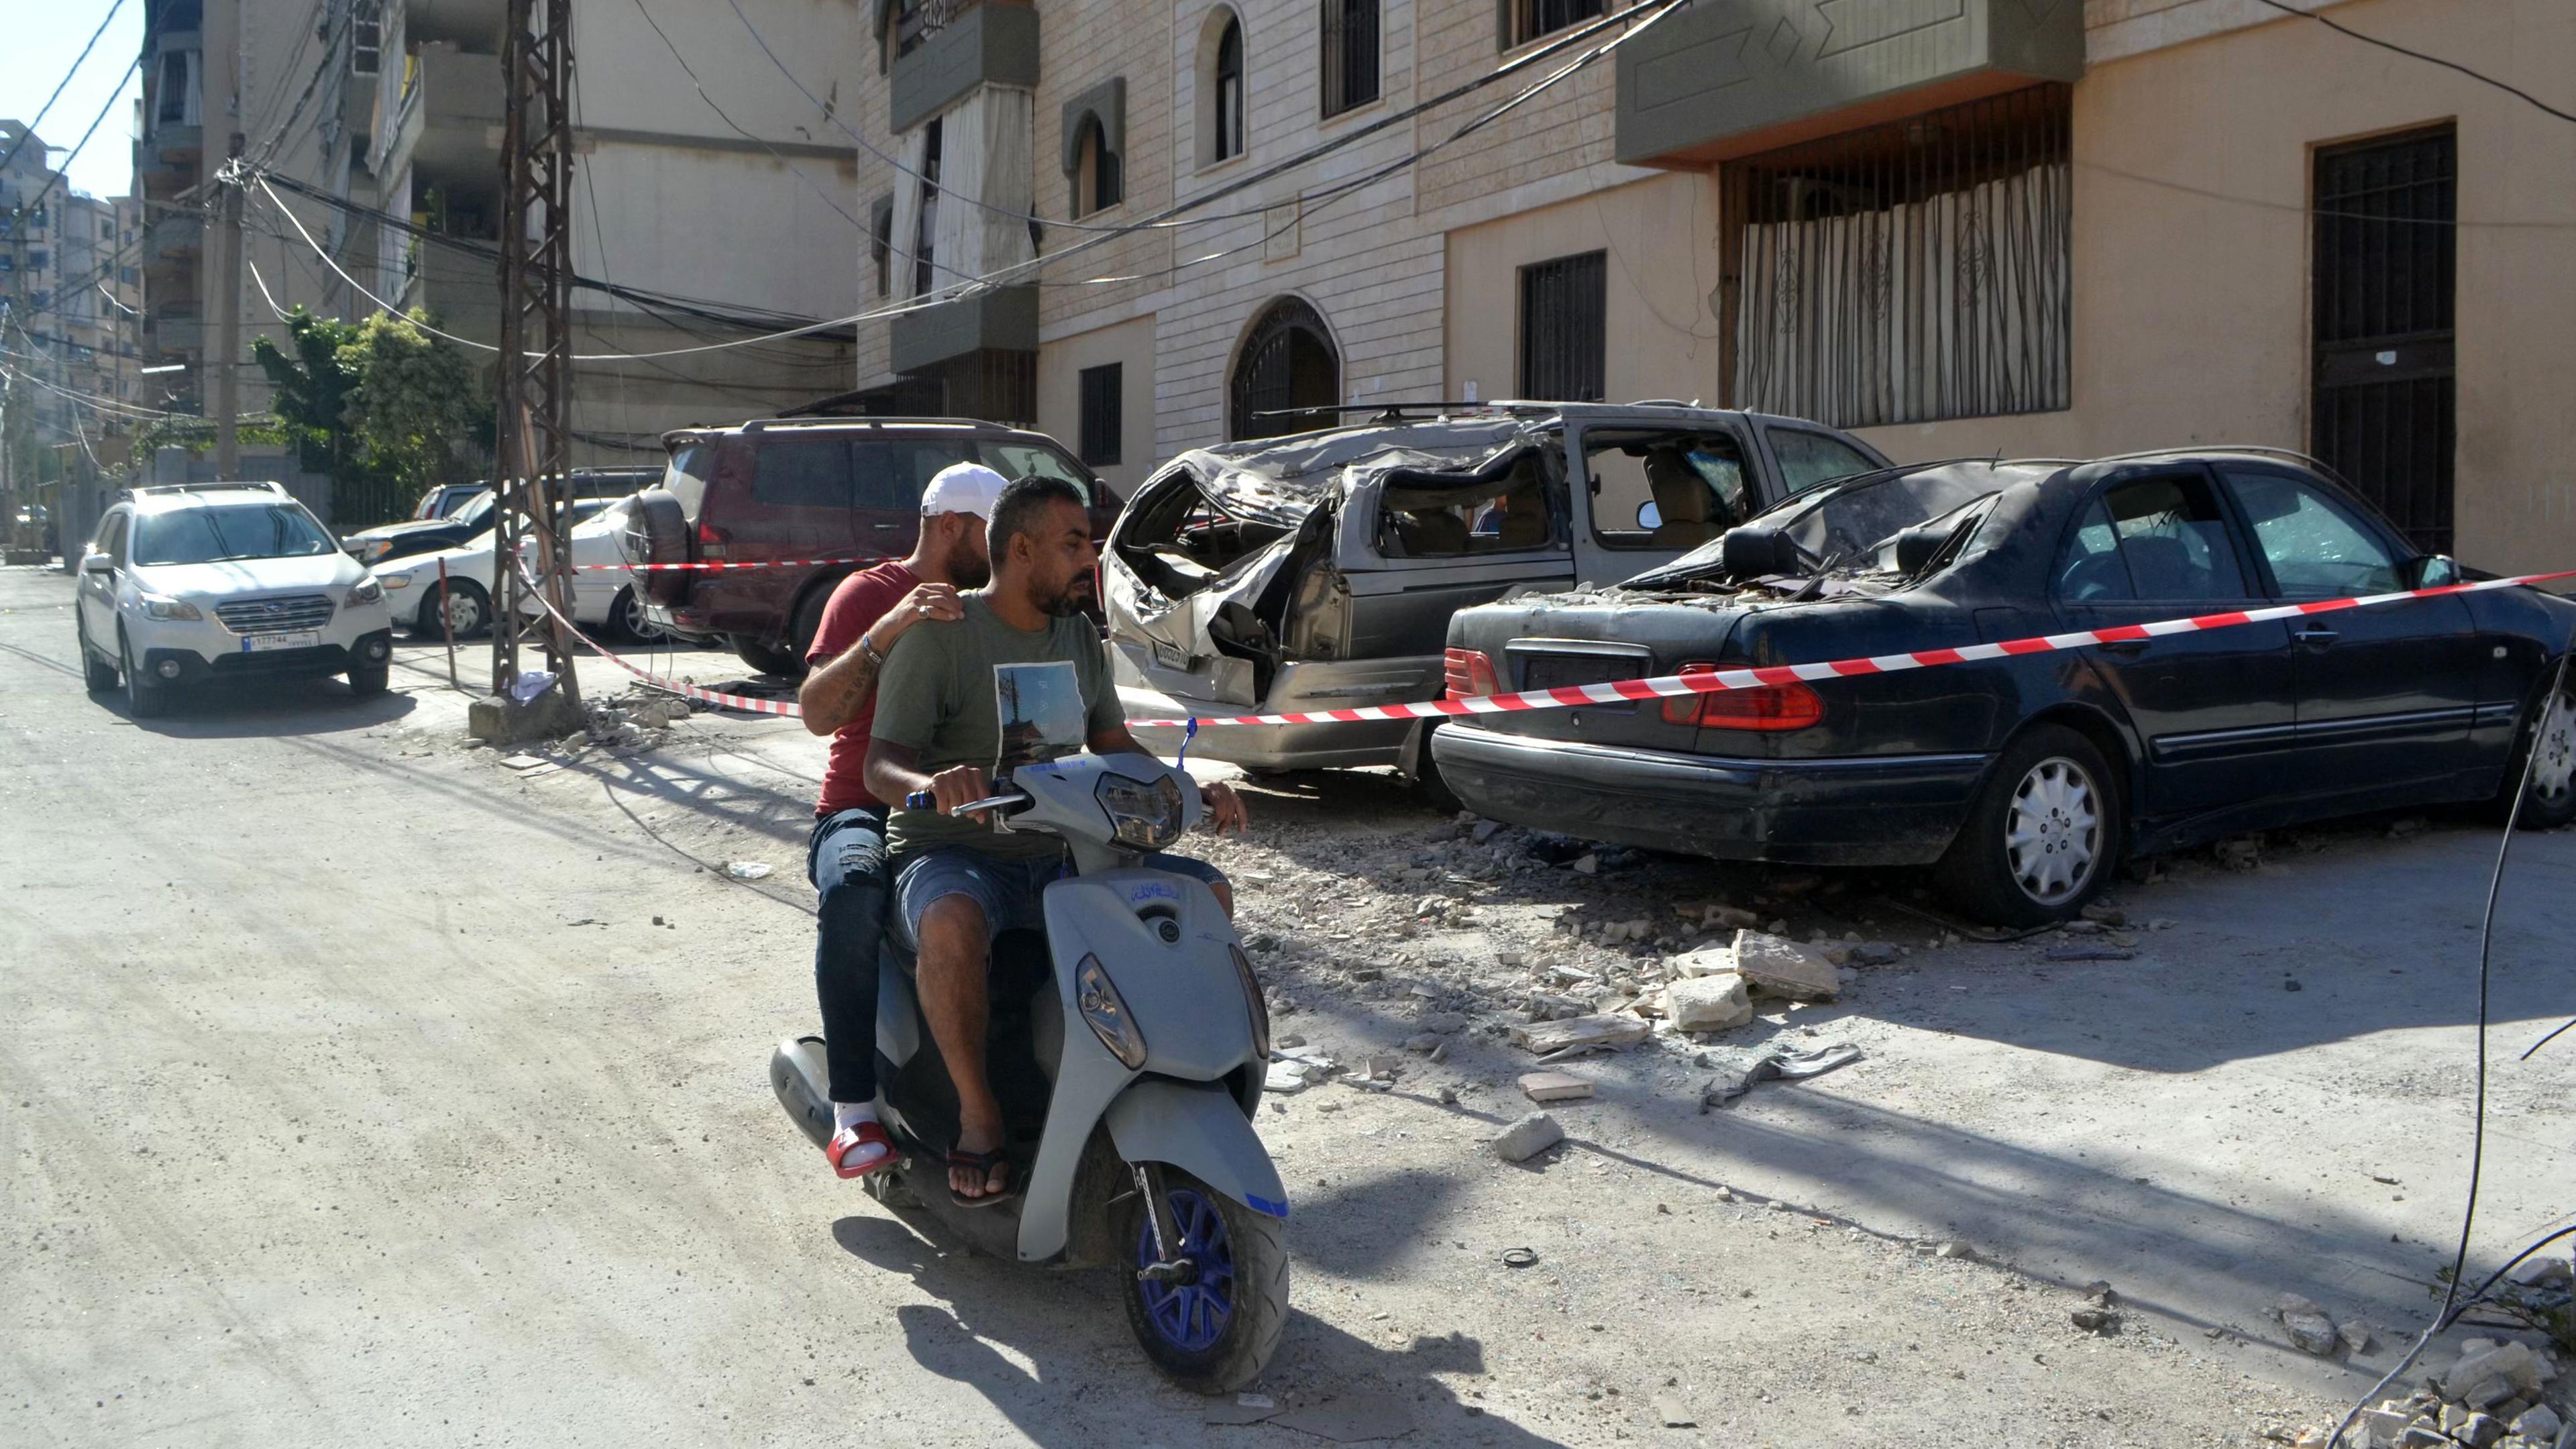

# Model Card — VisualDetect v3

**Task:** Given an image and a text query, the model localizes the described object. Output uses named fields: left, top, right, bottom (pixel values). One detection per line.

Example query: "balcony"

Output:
left=146, top=307, right=203, bottom=358
left=890, top=1, right=1039, bottom=133
left=1615, top=0, right=2083, bottom=166
left=147, top=212, right=203, bottom=264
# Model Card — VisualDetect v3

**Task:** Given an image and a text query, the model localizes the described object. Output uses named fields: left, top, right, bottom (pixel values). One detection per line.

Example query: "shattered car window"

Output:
left=1378, top=452, right=1559, bottom=557
left=1627, top=462, right=2041, bottom=587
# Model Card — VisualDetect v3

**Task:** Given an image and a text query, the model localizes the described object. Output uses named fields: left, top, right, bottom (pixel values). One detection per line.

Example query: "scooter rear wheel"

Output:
left=1118, top=1167, right=1288, bottom=1393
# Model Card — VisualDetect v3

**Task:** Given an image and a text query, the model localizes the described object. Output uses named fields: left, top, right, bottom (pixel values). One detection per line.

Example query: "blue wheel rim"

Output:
left=1134, top=1185, right=1235, bottom=1354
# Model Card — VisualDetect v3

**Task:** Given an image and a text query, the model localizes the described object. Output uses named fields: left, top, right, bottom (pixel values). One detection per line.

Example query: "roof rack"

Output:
left=123, top=480, right=290, bottom=500
left=741, top=415, right=992, bottom=435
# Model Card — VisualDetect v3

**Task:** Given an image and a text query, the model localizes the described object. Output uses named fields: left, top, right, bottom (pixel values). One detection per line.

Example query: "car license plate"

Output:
left=241, top=630, right=319, bottom=653
left=1150, top=637, right=1191, bottom=671
left=1519, top=651, right=1644, bottom=711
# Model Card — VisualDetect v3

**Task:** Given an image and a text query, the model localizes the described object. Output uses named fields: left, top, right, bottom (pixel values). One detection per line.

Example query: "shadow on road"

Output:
left=833, top=1213, right=1569, bottom=1447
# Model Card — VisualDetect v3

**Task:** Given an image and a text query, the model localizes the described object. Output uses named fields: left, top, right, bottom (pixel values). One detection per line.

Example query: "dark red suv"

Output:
left=626, top=417, right=1117, bottom=676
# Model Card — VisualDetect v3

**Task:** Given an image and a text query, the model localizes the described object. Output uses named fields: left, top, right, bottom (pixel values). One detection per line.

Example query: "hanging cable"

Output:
left=2249, top=0, right=2576, bottom=127
left=0, top=0, right=127, bottom=177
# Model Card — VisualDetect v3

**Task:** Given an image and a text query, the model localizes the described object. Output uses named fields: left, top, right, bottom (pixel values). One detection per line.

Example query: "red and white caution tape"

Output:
left=515, top=563, right=806, bottom=718
left=567, top=554, right=888, bottom=573
left=1129, top=569, right=2576, bottom=729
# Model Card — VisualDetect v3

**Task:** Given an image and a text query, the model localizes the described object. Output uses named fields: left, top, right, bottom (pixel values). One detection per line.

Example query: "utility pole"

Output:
left=213, top=133, right=243, bottom=478
left=489, top=0, right=581, bottom=704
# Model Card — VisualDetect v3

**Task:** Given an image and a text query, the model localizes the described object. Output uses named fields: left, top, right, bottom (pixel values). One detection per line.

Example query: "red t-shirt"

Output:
left=807, top=561, right=920, bottom=818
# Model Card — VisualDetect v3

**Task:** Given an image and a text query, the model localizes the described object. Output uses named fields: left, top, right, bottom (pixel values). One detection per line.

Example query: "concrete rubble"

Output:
left=2313, top=1334, right=2569, bottom=1449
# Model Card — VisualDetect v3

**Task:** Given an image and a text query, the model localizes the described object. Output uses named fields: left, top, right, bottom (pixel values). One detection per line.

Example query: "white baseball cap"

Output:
left=921, top=462, right=1009, bottom=521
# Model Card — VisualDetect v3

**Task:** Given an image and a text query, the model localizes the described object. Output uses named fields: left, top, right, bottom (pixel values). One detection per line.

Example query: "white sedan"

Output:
left=373, top=498, right=657, bottom=640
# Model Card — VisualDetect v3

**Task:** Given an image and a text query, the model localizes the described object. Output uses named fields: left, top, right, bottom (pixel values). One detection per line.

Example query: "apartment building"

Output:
left=2, top=123, right=146, bottom=494
left=825, top=0, right=2572, bottom=576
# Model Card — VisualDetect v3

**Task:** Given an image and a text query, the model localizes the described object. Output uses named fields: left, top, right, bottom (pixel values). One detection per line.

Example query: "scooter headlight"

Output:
left=1075, top=954, right=1148, bottom=1070
left=1228, top=943, right=1270, bottom=1063
left=1095, top=771, right=1185, bottom=851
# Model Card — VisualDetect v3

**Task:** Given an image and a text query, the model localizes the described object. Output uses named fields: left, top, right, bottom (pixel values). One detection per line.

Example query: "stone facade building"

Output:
left=828, top=0, right=2572, bottom=575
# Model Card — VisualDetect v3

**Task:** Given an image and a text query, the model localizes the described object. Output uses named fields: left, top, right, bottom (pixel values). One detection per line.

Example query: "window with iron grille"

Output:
left=1503, top=0, right=1603, bottom=48
left=1728, top=84, right=2072, bottom=428
left=1078, top=363, right=1123, bottom=467
left=1320, top=0, right=1380, bottom=119
left=1518, top=251, right=1606, bottom=402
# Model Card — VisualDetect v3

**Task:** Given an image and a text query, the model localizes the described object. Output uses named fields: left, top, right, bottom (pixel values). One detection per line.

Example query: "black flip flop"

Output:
left=946, top=1146, right=1020, bottom=1210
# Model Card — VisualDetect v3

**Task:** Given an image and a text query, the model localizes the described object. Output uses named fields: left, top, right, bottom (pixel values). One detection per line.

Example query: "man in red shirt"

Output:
left=796, top=462, right=1005, bottom=1179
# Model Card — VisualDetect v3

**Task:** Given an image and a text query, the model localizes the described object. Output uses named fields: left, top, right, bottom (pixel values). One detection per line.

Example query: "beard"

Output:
left=1035, top=571, right=1093, bottom=617
left=950, top=552, right=993, bottom=590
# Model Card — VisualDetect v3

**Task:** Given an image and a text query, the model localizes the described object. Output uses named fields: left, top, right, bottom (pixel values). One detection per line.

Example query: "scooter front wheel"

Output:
left=1118, top=1166, right=1288, bottom=1393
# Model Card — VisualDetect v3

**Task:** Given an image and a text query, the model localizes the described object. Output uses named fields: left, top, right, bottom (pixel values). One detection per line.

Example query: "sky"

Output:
left=2, top=1, right=148, bottom=201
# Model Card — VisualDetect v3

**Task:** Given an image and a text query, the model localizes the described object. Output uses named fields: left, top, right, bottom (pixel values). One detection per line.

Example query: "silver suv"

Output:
left=74, top=483, right=397, bottom=717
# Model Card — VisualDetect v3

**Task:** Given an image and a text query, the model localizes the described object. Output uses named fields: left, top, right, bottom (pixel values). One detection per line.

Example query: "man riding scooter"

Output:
left=796, top=464, right=1003, bottom=1182
left=865, top=475, right=1249, bottom=1208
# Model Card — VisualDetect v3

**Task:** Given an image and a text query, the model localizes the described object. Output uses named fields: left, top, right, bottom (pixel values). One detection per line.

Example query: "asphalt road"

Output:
left=4, top=561, right=2568, bottom=1448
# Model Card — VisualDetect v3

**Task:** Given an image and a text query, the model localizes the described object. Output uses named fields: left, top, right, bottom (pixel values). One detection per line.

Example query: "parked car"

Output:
left=1102, top=401, right=1890, bottom=780
left=1432, top=449, right=2576, bottom=924
left=505, top=495, right=666, bottom=641
left=372, top=496, right=627, bottom=638
left=73, top=482, right=396, bottom=717
left=343, top=468, right=657, bottom=568
left=623, top=417, right=1117, bottom=676
left=409, top=482, right=486, bottom=521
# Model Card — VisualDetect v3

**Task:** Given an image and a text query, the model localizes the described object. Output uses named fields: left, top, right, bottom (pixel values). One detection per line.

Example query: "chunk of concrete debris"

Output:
left=2337, top=1320, right=2373, bottom=1356
left=1702, top=903, right=1761, bottom=930
left=2441, top=1340, right=2544, bottom=1404
left=1850, top=941, right=1901, bottom=966
left=1654, top=1395, right=1697, bottom=1428
left=2511, top=1405, right=2561, bottom=1442
left=1263, top=1065, right=1309, bottom=1095
left=1416, top=1010, right=1470, bottom=1034
left=1731, top=929, right=1841, bottom=1000
left=1510, top=1014, right=1652, bottom=1055
left=1664, top=973, right=1754, bottom=1033
left=1364, top=1055, right=1403, bottom=1081
left=2273, top=1293, right=2343, bottom=1356
left=1667, top=943, right=1738, bottom=979
left=1472, top=819, right=1505, bottom=845
left=2070, top=1306, right=2120, bottom=1333
left=1570, top=853, right=1600, bottom=875
left=1492, top=1112, right=1564, bottom=1163
left=2455, top=1412, right=2506, bottom=1448
left=1518, top=1071, right=1595, bottom=1104
left=1404, top=1033, right=1444, bottom=1054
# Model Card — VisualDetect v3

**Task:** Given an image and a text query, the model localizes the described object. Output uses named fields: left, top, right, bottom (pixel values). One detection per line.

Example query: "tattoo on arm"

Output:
left=798, top=641, right=882, bottom=735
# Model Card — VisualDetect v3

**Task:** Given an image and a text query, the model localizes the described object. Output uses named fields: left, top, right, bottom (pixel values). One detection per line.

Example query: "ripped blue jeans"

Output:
left=807, top=804, right=890, bottom=1105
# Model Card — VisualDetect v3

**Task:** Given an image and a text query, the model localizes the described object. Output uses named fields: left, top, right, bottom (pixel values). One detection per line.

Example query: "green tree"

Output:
left=339, top=309, right=491, bottom=498
left=250, top=307, right=373, bottom=507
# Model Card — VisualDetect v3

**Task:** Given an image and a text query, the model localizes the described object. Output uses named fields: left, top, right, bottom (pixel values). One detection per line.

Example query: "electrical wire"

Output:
left=5, top=53, right=145, bottom=229
left=234, top=0, right=1678, bottom=366
left=2325, top=651, right=2575, bottom=1449
left=2250, top=0, right=2576, bottom=127
left=0, top=0, right=127, bottom=177
left=623, top=0, right=864, bottom=231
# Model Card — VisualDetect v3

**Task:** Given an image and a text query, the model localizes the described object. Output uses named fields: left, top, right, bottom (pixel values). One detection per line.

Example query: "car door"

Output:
left=2053, top=468, right=2300, bottom=824
left=2217, top=464, right=2481, bottom=802
left=78, top=508, right=129, bottom=645
left=1338, top=436, right=1576, bottom=663
left=1564, top=419, right=1761, bottom=584
left=1758, top=423, right=1888, bottom=499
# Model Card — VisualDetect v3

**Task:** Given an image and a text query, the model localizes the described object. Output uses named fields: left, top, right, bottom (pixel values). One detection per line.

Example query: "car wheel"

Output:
left=612, top=586, right=664, bottom=643
left=427, top=579, right=491, bottom=638
left=1933, top=724, right=2121, bottom=926
left=119, top=628, right=172, bottom=719
left=347, top=659, right=390, bottom=698
left=76, top=614, right=119, bottom=693
left=729, top=633, right=804, bottom=678
left=2500, top=669, right=2576, bottom=831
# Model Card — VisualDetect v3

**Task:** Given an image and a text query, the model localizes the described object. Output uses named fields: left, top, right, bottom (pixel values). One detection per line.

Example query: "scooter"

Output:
left=769, top=751, right=1289, bottom=1391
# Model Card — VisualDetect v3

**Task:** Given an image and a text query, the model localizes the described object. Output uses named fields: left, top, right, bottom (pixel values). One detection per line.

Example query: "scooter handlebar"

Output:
left=901, top=788, right=1030, bottom=818
left=905, top=790, right=933, bottom=810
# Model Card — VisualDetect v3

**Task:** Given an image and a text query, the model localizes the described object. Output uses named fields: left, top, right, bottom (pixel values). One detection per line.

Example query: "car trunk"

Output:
left=1444, top=591, right=1766, bottom=757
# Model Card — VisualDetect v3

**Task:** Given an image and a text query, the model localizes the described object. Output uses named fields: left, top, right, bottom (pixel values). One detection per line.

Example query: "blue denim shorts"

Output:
left=891, top=846, right=1227, bottom=954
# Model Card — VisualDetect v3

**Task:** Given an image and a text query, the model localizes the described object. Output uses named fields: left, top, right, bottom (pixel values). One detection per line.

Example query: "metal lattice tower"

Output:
left=490, top=0, right=582, bottom=703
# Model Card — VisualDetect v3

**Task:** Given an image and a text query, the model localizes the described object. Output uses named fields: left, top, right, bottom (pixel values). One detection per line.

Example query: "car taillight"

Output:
left=1662, top=663, right=1824, bottom=731
left=1444, top=647, right=1500, bottom=698
left=696, top=520, right=729, bottom=560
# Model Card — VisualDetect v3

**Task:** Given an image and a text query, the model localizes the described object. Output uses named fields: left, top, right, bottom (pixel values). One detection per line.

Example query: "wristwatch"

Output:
left=859, top=632, right=886, bottom=666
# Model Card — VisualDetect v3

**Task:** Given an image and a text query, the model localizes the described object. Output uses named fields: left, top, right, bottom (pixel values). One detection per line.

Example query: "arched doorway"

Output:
left=1228, top=297, right=1340, bottom=441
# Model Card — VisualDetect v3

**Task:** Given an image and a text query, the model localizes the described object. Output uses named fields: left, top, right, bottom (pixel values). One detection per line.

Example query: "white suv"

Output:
left=74, top=482, right=397, bottom=717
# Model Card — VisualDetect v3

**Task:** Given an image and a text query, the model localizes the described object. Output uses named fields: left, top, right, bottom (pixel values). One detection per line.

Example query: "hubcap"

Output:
left=622, top=592, right=657, bottom=639
left=1134, top=1186, right=1236, bottom=1354
left=443, top=589, right=480, bottom=633
left=2533, top=692, right=2576, bottom=804
left=2004, top=756, right=2102, bottom=906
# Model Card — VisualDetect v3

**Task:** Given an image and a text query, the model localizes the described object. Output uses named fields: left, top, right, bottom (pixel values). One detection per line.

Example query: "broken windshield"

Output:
left=1623, top=461, right=2042, bottom=587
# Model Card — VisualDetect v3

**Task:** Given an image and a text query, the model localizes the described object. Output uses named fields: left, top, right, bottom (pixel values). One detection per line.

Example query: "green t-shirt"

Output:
left=871, top=593, right=1124, bottom=859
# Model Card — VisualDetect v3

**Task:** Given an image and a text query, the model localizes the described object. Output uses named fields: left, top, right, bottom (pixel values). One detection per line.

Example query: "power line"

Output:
left=5, top=54, right=146, bottom=229
left=0, top=0, right=128, bottom=177
left=2251, top=0, right=2576, bottom=126
left=623, top=0, right=863, bottom=231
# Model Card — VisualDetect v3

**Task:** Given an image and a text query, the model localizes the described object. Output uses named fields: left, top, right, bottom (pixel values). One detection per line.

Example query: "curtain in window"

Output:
left=889, top=124, right=930, bottom=299
left=1736, top=160, right=2071, bottom=427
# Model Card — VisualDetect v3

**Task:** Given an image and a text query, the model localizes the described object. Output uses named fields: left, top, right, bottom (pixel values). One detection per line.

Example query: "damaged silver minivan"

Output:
left=1104, top=402, right=1890, bottom=790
